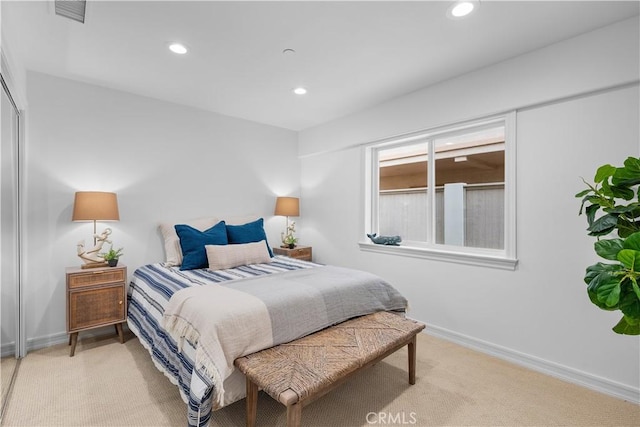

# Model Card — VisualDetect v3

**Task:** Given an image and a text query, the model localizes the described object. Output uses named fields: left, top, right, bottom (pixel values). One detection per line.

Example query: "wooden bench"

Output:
left=234, top=311, right=425, bottom=427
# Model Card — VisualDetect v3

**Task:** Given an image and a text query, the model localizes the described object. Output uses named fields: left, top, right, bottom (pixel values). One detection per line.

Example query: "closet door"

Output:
left=1, top=74, right=21, bottom=416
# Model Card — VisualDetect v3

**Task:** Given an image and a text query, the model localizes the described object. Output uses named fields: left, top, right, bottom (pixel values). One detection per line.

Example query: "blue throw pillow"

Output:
left=226, top=218, right=273, bottom=257
left=175, top=221, right=228, bottom=270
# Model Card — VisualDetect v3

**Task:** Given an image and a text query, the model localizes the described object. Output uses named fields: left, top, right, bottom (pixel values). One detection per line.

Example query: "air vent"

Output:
left=55, top=0, right=86, bottom=24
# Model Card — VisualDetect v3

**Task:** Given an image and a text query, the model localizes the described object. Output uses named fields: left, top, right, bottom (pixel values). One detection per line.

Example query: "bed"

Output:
left=126, top=217, right=408, bottom=427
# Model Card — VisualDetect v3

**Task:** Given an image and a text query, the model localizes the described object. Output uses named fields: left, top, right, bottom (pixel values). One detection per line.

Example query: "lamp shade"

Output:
left=72, top=191, right=120, bottom=221
left=274, top=197, right=299, bottom=217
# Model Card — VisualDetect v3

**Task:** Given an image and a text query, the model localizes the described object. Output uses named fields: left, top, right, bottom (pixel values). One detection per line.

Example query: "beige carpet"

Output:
left=1, top=356, right=18, bottom=418
left=1, top=357, right=18, bottom=401
left=1, top=330, right=638, bottom=427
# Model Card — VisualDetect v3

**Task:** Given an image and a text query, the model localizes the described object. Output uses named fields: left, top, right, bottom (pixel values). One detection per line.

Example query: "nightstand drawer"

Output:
left=289, top=247, right=311, bottom=259
left=68, top=284, right=126, bottom=331
left=67, top=269, right=126, bottom=289
left=273, top=246, right=312, bottom=261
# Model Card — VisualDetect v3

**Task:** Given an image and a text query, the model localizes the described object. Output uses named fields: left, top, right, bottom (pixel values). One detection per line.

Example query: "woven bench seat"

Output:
left=234, top=311, right=425, bottom=427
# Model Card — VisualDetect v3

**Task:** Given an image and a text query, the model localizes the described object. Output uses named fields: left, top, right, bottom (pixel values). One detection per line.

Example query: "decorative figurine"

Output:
left=77, top=228, right=112, bottom=268
left=281, top=221, right=299, bottom=249
left=367, top=233, right=402, bottom=246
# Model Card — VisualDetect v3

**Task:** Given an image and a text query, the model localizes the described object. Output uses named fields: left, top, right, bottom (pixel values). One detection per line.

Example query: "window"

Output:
left=362, top=114, right=517, bottom=270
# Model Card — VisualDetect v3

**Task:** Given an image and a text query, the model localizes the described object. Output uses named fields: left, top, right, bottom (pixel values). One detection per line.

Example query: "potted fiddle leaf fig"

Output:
left=576, top=156, right=640, bottom=335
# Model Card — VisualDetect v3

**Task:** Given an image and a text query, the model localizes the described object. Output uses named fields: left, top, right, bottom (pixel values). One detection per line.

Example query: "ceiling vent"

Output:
left=55, top=0, right=86, bottom=24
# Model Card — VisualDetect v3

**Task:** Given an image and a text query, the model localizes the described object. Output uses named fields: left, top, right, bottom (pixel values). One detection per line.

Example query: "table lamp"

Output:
left=72, top=191, right=119, bottom=268
left=274, top=197, right=299, bottom=248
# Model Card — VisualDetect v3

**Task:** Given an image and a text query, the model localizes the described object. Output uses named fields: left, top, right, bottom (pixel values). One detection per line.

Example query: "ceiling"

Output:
left=3, top=1, right=639, bottom=131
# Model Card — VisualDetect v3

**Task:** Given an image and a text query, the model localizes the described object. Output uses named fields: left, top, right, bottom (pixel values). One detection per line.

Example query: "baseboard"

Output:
left=424, top=323, right=640, bottom=404
left=1, top=342, right=16, bottom=358
left=26, top=324, right=131, bottom=353
left=27, top=332, right=68, bottom=352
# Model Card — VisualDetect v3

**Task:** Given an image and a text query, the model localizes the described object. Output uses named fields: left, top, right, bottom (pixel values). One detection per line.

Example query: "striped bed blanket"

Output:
left=127, top=257, right=407, bottom=427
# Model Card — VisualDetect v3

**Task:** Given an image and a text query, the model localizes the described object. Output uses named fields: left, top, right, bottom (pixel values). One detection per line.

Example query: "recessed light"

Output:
left=169, top=43, right=188, bottom=54
left=293, top=87, right=307, bottom=95
left=447, top=1, right=477, bottom=19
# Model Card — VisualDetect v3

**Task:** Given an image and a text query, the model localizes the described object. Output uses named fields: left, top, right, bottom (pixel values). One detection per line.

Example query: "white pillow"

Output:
left=206, top=241, right=272, bottom=271
left=159, top=217, right=219, bottom=266
left=221, top=215, right=259, bottom=225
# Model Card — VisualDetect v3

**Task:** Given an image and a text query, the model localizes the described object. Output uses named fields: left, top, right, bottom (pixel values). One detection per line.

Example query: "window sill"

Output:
left=358, top=242, right=518, bottom=270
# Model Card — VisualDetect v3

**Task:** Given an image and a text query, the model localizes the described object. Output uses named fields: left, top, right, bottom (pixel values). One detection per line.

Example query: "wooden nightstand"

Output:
left=273, top=245, right=312, bottom=261
left=66, top=265, right=127, bottom=357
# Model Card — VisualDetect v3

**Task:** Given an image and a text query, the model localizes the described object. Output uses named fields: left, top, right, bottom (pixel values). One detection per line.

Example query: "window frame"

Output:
left=360, top=112, right=518, bottom=270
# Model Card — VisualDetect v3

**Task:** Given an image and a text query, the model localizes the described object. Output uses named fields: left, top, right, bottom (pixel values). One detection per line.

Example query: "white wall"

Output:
left=299, top=18, right=640, bottom=401
left=24, top=72, right=299, bottom=348
left=300, top=17, right=639, bottom=156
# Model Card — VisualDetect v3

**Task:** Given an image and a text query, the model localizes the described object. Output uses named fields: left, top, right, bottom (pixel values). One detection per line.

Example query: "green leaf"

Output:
left=604, top=203, right=640, bottom=215
left=595, top=164, right=616, bottom=183
left=594, top=239, right=624, bottom=260
left=616, top=218, right=640, bottom=238
left=616, top=249, right=640, bottom=270
left=610, top=185, right=635, bottom=200
left=622, top=232, right=640, bottom=251
left=585, top=268, right=608, bottom=289
left=601, top=179, right=613, bottom=198
left=584, top=263, right=623, bottom=286
left=627, top=207, right=640, bottom=219
left=605, top=282, right=621, bottom=307
left=578, top=194, right=601, bottom=216
left=624, top=156, right=640, bottom=172
left=624, top=315, right=640, bottom=325
left=587, top=270, right=622, bottom=307
left=585, top=265, right=623, bottom=310
left=575, top=189, right=592, bottom=198
left=588, top=287, right=617, bottom=311
left=631, top=277, right=640, bottom=301
left=587, top=214, right=618, bottom=236
left=585, top=204, right=599, bottom=227
left=619, top=283, right=640, bottom=319
left=612, top=157, right=640, bottom=187
left=612, top=316, right=640, bottom=335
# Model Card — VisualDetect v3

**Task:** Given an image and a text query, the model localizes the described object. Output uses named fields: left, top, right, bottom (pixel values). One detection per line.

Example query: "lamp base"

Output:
left=81, top=262, right=108, bottom=269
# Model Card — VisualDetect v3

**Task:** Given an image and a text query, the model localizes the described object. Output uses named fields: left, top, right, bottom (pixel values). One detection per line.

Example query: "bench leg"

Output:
left=408, top=334, right=417, bottom=385
left=286, top=402, right=302, bottom=427
left=246, top=378, right=258, bottom=427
